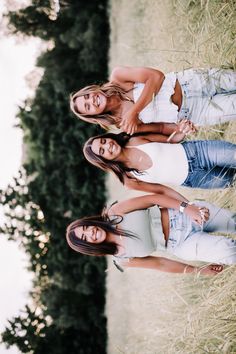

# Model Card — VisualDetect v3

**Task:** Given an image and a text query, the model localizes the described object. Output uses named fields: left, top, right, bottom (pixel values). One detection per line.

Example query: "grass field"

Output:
left=107, top=1, right=236, bottom=353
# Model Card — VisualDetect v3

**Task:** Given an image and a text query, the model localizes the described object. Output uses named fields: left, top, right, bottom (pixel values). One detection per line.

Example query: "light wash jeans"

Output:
left=182, top=140, right=236, bottom=189
left=167, top=201, right=236, bottom=265
left=176, top=68, right=236, bottom=125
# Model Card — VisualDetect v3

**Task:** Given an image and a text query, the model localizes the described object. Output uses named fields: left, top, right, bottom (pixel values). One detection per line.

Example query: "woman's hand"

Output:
left=167, top=119, right=197, bottom=142
left=198, top=264, right=224, bottom=275
left=119, top=110, right=141, bottom=135
left=185, top=204, right=210, bottom=225
left=176, top=119, right=197, bottom=135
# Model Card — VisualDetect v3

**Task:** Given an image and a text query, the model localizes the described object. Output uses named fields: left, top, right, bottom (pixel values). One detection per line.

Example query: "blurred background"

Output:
left=1, top=1, right=108, bottom=353
left=0, top=0, right=236, bottom=353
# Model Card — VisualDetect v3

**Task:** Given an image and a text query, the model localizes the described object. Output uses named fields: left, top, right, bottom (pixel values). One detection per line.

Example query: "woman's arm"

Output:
left=110, top=66, right=165, bottom=135
left=120, top=256, right=223, bottom=275
left=135, top=120, right=196, bottom=140
left=124, top=178, right=188, bottom=202
left=134, top=122, right=176, bottom=135
left=110, top=193, right=208, bottom=225
left=132, top=119, right=196, bottom=143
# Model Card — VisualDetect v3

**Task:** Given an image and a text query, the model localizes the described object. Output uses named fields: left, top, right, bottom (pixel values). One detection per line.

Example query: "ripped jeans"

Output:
left=181, top=140, right=236, bottom=189
left=167, top=201, right=236, bottom=265
left=176, top=68, right=236, bottom=125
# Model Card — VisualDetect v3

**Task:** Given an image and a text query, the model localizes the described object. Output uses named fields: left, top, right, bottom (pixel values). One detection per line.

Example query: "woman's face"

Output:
left=75, top=225, right=106, bottom=244
left=75, top=92, right=107, bottom=115
left=91, top=137, right=122, bottom=160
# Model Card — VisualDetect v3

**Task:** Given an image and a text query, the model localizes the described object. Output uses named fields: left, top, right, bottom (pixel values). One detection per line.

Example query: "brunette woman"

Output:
left=66, top=193, right=236, bottom=274
left=83, top=131, right=236, bottom=190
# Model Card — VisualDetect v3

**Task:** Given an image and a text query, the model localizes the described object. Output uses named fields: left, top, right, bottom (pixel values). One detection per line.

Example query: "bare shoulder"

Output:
left=124, top=176, right=139, bottom=188
left=109, top=66, right=134, bottom=91
left=107, top=202, right=125, bottom=217
left=109, top=65, right=131, bottom=82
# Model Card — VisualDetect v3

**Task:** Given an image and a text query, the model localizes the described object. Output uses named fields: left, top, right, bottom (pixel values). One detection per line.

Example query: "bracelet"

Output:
left=179, top=201, right=188, bottom=213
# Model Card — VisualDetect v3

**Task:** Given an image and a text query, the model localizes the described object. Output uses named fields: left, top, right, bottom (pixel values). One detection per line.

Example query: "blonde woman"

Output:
left=71, top=66, right=236, bottom=134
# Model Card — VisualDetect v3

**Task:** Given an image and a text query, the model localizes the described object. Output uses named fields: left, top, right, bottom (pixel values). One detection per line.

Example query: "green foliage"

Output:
left=1, top=0, right=109, bottom=353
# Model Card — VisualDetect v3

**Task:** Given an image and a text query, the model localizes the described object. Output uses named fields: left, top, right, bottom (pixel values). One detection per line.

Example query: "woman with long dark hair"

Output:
left=83, top=131, right=236, bottom=190
left=66, top=193, right=236, bottom=274
left=70, top=66, right=236, bottom=134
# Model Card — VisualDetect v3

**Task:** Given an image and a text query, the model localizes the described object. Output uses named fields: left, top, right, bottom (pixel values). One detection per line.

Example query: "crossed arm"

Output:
left=109, top=65, right=196, bottom=137
left=110, top=66, right=165, bottom=134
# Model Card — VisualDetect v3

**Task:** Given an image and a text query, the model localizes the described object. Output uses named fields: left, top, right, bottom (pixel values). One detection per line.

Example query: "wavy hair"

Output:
left=70, top=82, right=132, bottom=129
left=83, top=132, right=141, bottom=184
left=66, top=212, right=137, bottom=256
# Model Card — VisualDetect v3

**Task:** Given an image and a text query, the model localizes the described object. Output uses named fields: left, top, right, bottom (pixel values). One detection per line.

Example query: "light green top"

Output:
left=115, top=206, right=166, bottom=259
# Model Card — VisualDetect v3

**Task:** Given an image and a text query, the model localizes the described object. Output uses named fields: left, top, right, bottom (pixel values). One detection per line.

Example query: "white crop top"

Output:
left=133, top=72, right=179, bottom=124
left=130, top=142, right=188, bottom=185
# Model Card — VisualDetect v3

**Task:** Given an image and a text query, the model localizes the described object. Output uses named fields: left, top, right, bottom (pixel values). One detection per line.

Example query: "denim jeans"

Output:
left=182, top=140, right=236, bottom=189
left=176, top=68, right=236, bottom=125
left=167, top=201, right=236, bottom=265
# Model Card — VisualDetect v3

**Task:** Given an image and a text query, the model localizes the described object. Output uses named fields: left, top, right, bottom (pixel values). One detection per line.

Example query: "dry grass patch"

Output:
left=173, top=0, right=236, bottom=69
left=107, top=1, right=236, bottom=353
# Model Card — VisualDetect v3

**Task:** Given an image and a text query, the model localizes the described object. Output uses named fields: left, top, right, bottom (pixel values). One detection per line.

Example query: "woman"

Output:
left=83, top=131, right=236, bottom=189
left=66, top=193, right=236, bottom=274
left=70, top=66, right=236, bottom=134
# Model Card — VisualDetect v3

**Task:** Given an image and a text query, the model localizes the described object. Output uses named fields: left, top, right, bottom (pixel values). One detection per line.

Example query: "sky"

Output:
left=0, top=2, right=42, bottom=353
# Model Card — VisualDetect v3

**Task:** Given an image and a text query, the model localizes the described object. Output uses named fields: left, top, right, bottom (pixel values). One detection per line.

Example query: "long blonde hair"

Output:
left=70, top=82, right=132, bottom=129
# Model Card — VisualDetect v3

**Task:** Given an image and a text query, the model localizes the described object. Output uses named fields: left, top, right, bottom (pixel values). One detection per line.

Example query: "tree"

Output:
left=2, top=0, right=109, bottom=352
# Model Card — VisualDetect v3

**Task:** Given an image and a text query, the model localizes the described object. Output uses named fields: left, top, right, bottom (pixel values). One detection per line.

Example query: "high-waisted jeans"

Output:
left=176, top=68, right=236, bottom=125
left=182, top=140, right=236, bottom=189
left=167, top=201, right=236, bottom=265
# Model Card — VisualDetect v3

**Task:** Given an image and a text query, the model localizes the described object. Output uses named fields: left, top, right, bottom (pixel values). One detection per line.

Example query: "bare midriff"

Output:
left=171, top=79, right=182, bottom=110
left=160, top=208, right=170, bottom=244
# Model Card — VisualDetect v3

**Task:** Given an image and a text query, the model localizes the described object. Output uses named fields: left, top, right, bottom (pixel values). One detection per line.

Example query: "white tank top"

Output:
left=133, top=72, right=179, bottom=124
left=130, top=142, right=188, bottom=185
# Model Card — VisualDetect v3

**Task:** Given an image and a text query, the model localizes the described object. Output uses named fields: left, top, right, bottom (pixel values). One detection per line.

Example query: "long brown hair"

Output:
left=83, top=132, right=141, bottom=183
left=70, top=82, right=132, bottom=128
left=66, top=213, right=137, bottom=256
